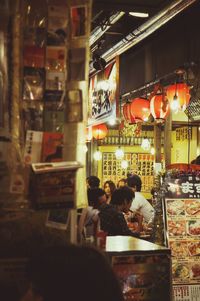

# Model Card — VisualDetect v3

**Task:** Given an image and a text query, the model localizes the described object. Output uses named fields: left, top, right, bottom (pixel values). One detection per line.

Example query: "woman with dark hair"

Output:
left=98, top=186, right=142, bottom=237
left=103, top=180, right=116, bottom=203
left=20, top=244, right=124, bottom=301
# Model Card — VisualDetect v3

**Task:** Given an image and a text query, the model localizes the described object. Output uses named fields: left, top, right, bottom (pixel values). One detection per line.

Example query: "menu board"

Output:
left=112, top=254, right=171, bottom=301
left=164, top=174, right=200, bottom=301
left=102, top=152, right=155, bottom=193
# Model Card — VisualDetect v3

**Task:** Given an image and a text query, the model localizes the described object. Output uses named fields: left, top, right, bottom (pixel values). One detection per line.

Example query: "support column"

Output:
left=154, top=124, right=162, bottom=163
left=164, top=112, right=172, bottom=168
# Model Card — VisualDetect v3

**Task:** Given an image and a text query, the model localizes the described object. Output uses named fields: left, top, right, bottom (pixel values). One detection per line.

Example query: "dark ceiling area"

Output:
left=90, top=0, right=173, bottom=58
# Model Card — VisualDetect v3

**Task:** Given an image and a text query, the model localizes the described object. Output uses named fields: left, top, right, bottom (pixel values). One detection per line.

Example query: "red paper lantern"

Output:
left=92, top=124, right=108, bottom=140
left=130, top=98, right=150, bottom=122
left=150, top=93, right=169, bottom=121
left=166, top=83, right=190, bottom=111
left=122, top=103, right=135, bottom=124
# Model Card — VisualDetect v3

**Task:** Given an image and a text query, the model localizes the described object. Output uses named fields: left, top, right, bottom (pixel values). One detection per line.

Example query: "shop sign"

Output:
left=165, top=175, right=200, bottom=199
left=164, top=174, right=200, bottom=301
left=88, top=60, right=118, bottom=125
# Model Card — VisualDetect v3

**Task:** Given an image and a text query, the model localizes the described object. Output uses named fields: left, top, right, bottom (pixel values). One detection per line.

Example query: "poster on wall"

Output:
left=164, top=174, right=200, bottom=301
left=88, top=60, right=118, bottom=126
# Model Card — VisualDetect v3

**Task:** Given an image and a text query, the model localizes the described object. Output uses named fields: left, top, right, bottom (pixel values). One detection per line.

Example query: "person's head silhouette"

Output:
left=20, top=244, right=124, bottom=301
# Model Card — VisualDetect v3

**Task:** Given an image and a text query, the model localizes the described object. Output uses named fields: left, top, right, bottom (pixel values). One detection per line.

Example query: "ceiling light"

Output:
left=115, top=147, right=124, bottom=160
left=121, top=160, right=128, bottom=169
left=141, top=138, right=151, bottom=151
left=129, top=12, right=149, bottom=18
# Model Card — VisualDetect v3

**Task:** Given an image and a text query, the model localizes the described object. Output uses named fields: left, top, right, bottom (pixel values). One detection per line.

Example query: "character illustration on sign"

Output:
left=89, top=62, right=117, bottom=123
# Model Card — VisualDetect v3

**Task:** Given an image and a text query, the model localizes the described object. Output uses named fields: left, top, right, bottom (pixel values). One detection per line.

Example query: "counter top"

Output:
left=105, top=236, right=171, bottom=255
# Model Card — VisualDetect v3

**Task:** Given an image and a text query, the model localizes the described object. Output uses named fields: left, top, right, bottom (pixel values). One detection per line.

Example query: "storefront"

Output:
left=0, top=0, right=200, bottom=300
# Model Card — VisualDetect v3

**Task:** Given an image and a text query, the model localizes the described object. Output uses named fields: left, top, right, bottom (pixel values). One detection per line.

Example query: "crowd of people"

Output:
left=78, top=174, right=155, bottom=242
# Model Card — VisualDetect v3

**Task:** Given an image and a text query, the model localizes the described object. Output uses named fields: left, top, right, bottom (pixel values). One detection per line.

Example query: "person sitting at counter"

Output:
left=117, top=178, right=127, bottom=188
left=78, top=188, right=107, bottom=242
left=98, top=186, right=143, bottom=237
left=127, top=174, right=155, bottom=225
left=103, top=180, right=116, bottom=203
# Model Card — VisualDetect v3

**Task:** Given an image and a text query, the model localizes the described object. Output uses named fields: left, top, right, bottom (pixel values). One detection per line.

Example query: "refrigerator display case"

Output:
left=105, top=236, right=172, bottom=301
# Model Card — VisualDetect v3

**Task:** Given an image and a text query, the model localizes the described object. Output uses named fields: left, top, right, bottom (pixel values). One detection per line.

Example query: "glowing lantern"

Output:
left=150, top=93, right=169, bottom=121
left=130, top=98, right=150, bottom=122
left=166, top=83, right=190, bottom=112
left=92, top=124, right=108, bottom=140
left=122, top=103, right=135, bottom=124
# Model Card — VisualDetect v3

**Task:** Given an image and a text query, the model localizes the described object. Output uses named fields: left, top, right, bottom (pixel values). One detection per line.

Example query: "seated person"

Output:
left=20, top=244, right=124, bottom=301
left=103, top=180, right=116, bottom=203
left=127, top=174, right=155, bottom=225
left=98, top=186, right=143, bottom=237
left=78, top=188, right=107, bottom=241
left=117, top=178, right=127, bottom=188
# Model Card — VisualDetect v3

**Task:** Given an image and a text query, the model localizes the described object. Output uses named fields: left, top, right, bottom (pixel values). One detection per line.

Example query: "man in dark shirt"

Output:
left=98, top=186, right=142, bottom=237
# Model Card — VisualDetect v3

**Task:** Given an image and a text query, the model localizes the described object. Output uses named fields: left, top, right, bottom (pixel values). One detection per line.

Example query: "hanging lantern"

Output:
left=86, top=127, right=93, bottom=142
left=122, top=102, right=135, bottom=124
left=130, top=98, right=150, bottom=123
left=141, top=138, right=151, bottom=151
left=150, top=93, right=169, bottom=121
left=166, top=83, right=190, bottom=112
left=92, top=123, right=108, bottom=140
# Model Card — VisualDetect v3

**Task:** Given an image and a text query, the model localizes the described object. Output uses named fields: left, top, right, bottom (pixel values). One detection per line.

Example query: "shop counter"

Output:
left=105, top=236, right=172, bottom=301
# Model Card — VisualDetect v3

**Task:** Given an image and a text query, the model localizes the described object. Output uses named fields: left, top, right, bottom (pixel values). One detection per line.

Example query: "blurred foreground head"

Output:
left=20, top=244, right=124, bottom=301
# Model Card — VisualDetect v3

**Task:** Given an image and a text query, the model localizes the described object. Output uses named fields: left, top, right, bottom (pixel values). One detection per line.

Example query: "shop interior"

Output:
left=0, top=1, right=200, bottom=300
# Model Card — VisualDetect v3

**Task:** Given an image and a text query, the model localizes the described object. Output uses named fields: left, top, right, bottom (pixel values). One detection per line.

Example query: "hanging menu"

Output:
left=164, top=174, right=200, bottom=301
left=102, top=152, right=155, bottom=192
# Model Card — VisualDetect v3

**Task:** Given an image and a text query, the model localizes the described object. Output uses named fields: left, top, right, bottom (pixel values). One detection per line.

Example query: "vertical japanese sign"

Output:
left=164, top=174, right=200, bottom=301
left=88, top=59, right=119, bottom=125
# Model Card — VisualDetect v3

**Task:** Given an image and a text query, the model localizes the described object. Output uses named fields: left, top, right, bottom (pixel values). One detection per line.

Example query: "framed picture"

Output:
left=46, top=209, right=71, bottom=230
left=70, top=5, right=87, bottom=38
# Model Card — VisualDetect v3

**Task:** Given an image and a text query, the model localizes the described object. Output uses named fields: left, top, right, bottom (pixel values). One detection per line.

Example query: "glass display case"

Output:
left=105, top=236, right=172, bottom=301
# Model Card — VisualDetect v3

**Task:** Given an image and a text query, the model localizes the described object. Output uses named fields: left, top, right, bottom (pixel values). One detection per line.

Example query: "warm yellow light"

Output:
left=150, top=147, right=155, bottom=155
left=170, top=95, right=180, bottom=113
left=141, top=138, right=151, bottom=151
left=121, top=160, right=128, bottom=169
left=93, top=150, right=102, bottom=161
